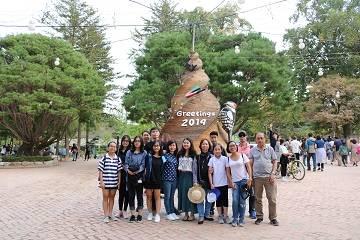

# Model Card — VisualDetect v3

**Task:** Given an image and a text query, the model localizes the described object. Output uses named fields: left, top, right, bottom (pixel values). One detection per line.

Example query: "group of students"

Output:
left=97, top=128, right=276, bottom=227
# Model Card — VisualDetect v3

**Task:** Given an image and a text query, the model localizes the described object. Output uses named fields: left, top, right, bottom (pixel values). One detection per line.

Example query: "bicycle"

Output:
left=276, top=155, right=306, bottom=181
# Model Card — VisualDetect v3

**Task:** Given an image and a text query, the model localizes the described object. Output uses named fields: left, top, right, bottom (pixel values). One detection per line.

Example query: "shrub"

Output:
left=2, top=156, right=52, bottom=162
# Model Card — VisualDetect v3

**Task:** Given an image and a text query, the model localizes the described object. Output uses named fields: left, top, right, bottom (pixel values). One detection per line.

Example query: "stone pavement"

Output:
left=1, top=159, right=359, bottom=240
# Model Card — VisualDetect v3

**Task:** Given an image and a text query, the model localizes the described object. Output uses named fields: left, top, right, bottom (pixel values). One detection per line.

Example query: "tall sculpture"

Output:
left=161, top=52, right=229, bottom=151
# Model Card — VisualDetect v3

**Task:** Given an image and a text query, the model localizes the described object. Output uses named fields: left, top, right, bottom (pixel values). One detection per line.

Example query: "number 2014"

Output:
left=181, top=119, right=207, bottom=127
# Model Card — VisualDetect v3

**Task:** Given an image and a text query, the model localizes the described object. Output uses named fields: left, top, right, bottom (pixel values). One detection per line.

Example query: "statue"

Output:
left=161, top=52, right=229, bottom=151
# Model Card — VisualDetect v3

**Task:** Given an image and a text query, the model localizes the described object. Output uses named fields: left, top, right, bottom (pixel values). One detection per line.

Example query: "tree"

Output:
left=0, top=34, right=106, bottom=155
left=40, top=0, right=115, bottom=146
left=305, top=75, right=360, bottom=137
left=284, top=0, right=360, bottom=100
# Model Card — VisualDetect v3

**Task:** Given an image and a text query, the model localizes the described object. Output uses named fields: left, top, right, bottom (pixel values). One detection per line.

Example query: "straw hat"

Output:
left=188, top=185, right=205, bottom=204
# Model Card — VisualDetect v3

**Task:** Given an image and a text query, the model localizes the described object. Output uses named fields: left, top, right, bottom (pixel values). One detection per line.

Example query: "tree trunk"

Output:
left=64, top=131, right=69, bottom=156
left=18, top=142, right=39, bottom=156
left=55, top=139, right=60, bottom=155
left=85, top=122, right=89, bottom=145
left=77, top=119, right=81, bottom=155
left=343, top=123, right=352, bottom=139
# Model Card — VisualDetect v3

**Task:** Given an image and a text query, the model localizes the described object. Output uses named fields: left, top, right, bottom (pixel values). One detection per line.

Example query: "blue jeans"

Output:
left=232, top=179, right=248, bottom=224
left=307, top=153, right=316, bottom=170
left=197, top=189, right=211, bottom=218
left=163, top=180, right=177, bottom=215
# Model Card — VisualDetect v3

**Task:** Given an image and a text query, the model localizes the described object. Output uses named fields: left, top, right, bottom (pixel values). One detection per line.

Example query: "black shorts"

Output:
left=215, top=185, right=228, bottom=208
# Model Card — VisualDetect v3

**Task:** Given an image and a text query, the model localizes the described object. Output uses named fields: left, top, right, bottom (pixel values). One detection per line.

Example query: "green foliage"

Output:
left=0, top=34, right=106, bottom=155
left=285, top=0, right=360, bottom=100
left=2, top=155, right=52, bottom=162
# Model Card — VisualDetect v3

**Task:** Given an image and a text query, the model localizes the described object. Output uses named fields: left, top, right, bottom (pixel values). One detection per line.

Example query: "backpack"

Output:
left=308, top=141, right=316, bottom=153
left=339, top=145, right=348, bottom=156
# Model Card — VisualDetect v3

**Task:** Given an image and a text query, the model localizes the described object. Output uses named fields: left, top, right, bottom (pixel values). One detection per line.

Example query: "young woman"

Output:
left=227, top=141, right=252, bottom=227
left=125, top=136, right=147, bottom=223
left=315, top=136, right=326, bottom=171
left=208, top=143, right=231, bottom=224
left=350, top=139, right=359, bottom=166
left=98, top=141, right=122, bottom=223
left=117, top=135, right=131, bottom=219
left=144, top=141, right=163, bottom=223
left=177, top=138, right=197, bottom=221
left=71, top=143, right=78, bottom=161
left=339, top=140, right=349, bottom=167
left=196, top=139, right=214, bottom=224
left=162, top=140, right=179, bottom=221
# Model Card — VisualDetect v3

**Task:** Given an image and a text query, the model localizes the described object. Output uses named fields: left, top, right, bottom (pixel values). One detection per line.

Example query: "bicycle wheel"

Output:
left=290, top=160, right=305, bottom=180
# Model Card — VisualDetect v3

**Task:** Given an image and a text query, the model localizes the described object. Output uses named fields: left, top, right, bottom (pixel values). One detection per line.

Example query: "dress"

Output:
left=144, top=156, right=162, bottom=189
left=177, top=156, right=196, bottom=213
left=315, top=139, right=327, bottom=163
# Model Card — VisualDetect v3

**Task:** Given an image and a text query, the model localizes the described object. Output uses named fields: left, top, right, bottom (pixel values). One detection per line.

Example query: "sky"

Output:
left=0, top=0, right=304, bottom=109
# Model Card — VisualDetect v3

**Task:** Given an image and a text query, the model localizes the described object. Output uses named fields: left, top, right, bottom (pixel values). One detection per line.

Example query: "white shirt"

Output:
left=228, top=154, right=249, bottom=182
left=279, top=145, right=289, bottom=155
left=290, top=140, right=301, bottom=153
left=208, top=155, right=228, bottom=187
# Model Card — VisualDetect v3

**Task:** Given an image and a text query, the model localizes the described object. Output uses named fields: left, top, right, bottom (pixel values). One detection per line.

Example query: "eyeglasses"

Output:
left=239, top=134, right=246, bottom=137
left=134, top=140, right=141, bottom=143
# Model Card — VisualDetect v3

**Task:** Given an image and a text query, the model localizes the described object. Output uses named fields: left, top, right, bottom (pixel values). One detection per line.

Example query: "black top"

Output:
left=197, top=152, right=212, bottom=189
left=144, top=156, right=162, bottom=189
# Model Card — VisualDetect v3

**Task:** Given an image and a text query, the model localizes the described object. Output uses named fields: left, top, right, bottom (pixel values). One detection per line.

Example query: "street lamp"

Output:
left=234, top=45, right=240, bottom=54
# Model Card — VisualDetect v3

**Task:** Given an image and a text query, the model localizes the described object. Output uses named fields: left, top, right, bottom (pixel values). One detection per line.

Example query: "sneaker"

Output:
left=255, top=218, right=263, bottom=225
left=281, top=177, right=288, bottom=182
left=224, top=216, right=231, bottom=224
left=103, top=216, right=110, bottom=223
left=147, top=213, right=153, bottom=221
left=109, top=215, right=118, bottom=221
left=270, top=219, right=279, bottom=226
left=204, top=216, right=214, bottom=221
left=218, top=216, right=224, bottom=224
left=198, top=217, right=204, bottom=225
left=136, top=215, right=142, bottom=222
left=250, top=211, right=256, bottom=219
left=238, top=221, right=245, bottom=227
left=123, top=211, right=128, bottom=219
left=171, top=213, right=179, bottom=220
left=166, top=214, right=175, bottom=221
left=321, top=169, right=324, bottom=172
left=317, top=167, right=321, bottom=171
left=154, top=214, right=160, bottom=223
left=231, top=220, right=238, bottom=227
left=129, top=215, right=136, bottom=223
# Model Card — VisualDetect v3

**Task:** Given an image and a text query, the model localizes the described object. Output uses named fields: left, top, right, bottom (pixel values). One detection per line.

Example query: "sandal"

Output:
left=188, top=215, right=195, bottom=221
left=182, top=215, right=190, bottom=221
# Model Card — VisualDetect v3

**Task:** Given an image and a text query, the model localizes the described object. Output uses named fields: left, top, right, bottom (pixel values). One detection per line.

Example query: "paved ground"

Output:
left=1, top=158, right=359, bottom=240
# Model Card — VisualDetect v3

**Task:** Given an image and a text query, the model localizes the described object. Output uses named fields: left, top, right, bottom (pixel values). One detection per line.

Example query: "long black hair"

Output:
left=177, top=138, right=196, bottom=158
left=166, top=140, right=178, bottom=155
left=119, top=135, right=131, bottom=152
left=151, top=140, right=163, bottom=156
left=131, top=136, right=145, bottom=152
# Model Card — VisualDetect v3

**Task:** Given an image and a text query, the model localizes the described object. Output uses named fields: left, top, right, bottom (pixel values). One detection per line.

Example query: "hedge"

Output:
left=2, top=156, right=53, bottom=162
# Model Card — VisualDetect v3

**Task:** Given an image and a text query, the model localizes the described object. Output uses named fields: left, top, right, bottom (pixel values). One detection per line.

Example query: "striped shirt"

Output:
left=98, top=153, right=122, bottom=188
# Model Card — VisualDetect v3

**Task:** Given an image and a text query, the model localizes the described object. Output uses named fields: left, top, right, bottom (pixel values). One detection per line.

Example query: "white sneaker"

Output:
left=123, top=211, right=128, bottom=219
left=281, top=177, right=288, bottom=182
left=109, top=215, right=118, bottom=221
left=147, top=213, right=153, bottom=221
left=171, top=213, right=179, bottom=220
left=167, top=214, right=175, bottom=221
left=103, top=216, right=110, bottom=223
left=154, top=214, right=161, bottom=223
